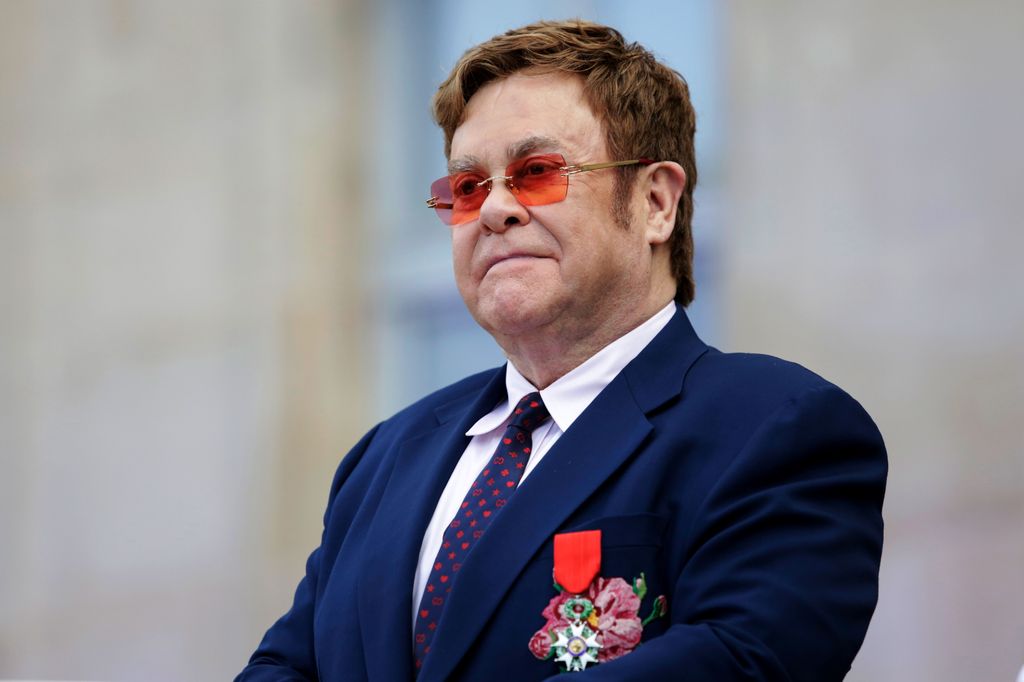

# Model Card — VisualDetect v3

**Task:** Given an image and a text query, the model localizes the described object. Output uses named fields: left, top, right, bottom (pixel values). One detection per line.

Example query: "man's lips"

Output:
left=482, top=252, right=549, bottom=274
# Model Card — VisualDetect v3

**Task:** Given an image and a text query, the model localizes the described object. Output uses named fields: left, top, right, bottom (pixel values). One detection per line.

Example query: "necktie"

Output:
left=413, top=392, right=551, bottom=672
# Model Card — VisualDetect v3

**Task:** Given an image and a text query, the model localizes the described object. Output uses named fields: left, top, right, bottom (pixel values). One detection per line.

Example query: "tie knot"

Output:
left=509, top=392, right=550, bottom=431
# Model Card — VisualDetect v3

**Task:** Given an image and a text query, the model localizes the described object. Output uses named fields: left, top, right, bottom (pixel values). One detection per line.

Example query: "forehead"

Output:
left=449, top=71, right=605, bottom=169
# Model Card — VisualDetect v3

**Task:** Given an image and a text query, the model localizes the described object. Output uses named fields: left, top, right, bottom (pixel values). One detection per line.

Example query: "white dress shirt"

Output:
left=412, top=302, right=676, bottom=627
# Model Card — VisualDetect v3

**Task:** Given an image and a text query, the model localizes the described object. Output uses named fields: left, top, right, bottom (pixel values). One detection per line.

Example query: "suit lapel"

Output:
left=357, top=369, right=506, bottom=681
left=420, top=306, right=709, bottom=681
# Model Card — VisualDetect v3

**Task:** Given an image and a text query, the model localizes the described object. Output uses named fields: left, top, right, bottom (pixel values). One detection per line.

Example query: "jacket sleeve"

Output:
left=235, top=424, right=382, bottom=682
left=551, top=384, right=887, bottom=682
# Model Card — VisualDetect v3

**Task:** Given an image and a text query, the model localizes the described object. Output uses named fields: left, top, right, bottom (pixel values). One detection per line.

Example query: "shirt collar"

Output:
left=466, top=301, right=676, bottom=436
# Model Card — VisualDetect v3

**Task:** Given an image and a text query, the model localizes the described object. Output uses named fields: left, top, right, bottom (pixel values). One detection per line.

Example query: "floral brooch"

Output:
left=529, top=530, right=668, bottom=673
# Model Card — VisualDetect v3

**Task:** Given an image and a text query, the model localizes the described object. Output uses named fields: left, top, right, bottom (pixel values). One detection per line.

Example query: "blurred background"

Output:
left=1, top=0, right=1021, bottom=680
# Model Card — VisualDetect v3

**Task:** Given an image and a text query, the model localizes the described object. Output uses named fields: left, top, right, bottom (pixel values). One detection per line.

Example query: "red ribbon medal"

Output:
left=553, top=529, right=601, bottom=594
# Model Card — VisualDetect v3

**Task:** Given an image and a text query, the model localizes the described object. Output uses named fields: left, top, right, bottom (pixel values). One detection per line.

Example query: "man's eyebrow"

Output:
left=507, top=136, right=561, bottom=161
left=447, top=136, right=563, bottom=174
left=448, top=154, right=484, bottom=175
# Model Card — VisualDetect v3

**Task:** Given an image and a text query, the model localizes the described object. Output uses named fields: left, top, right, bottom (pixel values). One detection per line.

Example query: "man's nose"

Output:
left=478, top=178, right=530, bottom=232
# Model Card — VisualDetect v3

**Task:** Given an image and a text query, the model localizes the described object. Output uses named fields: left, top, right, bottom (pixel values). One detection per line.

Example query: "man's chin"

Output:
left=470, top=294, right=561, bottom=341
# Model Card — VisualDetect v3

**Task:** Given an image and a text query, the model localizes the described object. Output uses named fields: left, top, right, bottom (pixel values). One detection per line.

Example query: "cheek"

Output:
left=563, top=229, right=638, bottom=287
left=560, top=234, right=604, bottom=279
left=450, top=231, right=473, bottom=272
left=451, top=232, right=479, bottom=294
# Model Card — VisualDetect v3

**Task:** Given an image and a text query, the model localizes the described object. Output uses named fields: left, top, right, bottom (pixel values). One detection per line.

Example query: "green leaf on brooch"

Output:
left=632, top=572, right=648, bottom=601
left=642, top=594, right=668, bottom=627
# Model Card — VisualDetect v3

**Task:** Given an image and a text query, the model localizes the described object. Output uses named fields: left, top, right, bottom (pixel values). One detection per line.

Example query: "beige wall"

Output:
left=725, top=1, right=1024, bottom=679
left=0, top=1, right=369, bottom=679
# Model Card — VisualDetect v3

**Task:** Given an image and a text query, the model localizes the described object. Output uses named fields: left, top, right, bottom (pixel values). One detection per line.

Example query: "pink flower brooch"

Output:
left=529, top=530, right=668, bottom=672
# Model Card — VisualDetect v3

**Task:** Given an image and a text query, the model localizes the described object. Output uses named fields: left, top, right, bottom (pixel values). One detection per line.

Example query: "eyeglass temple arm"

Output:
left=426, top=197, right=453, bottom=209
left=563, top=158, right=656, bottom=175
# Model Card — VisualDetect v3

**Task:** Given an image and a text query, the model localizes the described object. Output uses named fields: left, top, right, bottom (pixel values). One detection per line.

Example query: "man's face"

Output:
left=448, top=71, right=655, bottom=346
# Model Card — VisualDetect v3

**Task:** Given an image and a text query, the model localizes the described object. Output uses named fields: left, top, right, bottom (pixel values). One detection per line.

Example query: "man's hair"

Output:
left=432, top=19, right=698, bottom=305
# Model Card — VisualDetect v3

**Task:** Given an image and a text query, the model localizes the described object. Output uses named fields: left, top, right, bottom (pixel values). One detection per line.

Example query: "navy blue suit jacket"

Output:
left=238, top=308, right=886, bottom=681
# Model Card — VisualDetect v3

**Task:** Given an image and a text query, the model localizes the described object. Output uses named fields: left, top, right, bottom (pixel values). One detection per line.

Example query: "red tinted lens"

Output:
left=430, top=174, right=488, bottom=225
left=509, top=154, right=568, bottom=206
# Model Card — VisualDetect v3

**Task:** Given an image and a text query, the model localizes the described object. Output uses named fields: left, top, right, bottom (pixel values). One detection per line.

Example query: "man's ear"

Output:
left=643, top=161, right=686, bottom=245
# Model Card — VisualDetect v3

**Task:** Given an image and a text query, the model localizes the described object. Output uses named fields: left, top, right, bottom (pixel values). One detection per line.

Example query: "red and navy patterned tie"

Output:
left=413, top=392, right=551, bottom=672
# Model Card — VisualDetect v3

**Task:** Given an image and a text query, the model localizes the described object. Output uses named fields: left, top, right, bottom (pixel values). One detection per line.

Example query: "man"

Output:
left=237, top=19, right=886, bottom=681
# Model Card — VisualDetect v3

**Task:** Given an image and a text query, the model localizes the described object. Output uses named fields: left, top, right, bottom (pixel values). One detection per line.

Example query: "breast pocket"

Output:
left=551, top=513, right=668, bottom=588
left=537, top=513, right=673, bottom=655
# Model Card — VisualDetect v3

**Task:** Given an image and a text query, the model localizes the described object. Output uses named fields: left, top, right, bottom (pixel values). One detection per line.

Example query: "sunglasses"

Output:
left=426, top=153, right=655, bottom=225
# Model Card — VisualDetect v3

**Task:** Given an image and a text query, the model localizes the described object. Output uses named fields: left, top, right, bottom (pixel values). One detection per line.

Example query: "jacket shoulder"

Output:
left=379, top=366, right=502, bottom=429
left=327, top=365, right=502, bottom=500
left=685, top=348, right=868, bottom=418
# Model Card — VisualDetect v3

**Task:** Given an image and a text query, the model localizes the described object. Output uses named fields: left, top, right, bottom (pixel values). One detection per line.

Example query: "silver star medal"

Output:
left=552, top=618, right=602, bottom=672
